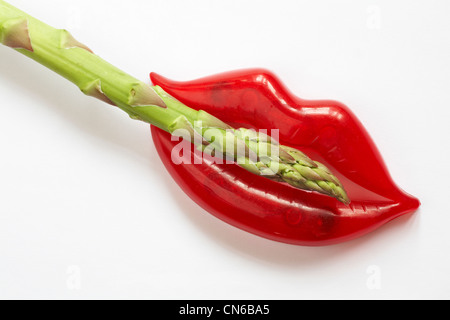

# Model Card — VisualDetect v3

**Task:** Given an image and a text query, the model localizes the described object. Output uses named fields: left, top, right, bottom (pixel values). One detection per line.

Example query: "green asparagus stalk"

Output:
left=0, top=0, right=350, bottom=204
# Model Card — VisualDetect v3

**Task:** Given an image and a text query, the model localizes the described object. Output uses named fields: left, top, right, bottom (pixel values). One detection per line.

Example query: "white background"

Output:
left=0, top=0, right=448, bottom=300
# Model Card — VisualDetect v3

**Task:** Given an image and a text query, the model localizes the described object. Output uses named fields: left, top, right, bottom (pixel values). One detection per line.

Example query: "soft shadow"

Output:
left=162, top=169, right=420, bottom=268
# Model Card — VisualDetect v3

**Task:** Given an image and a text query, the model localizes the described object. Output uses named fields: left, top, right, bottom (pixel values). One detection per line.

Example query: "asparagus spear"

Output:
left=0, top=0, right=350, bottom=204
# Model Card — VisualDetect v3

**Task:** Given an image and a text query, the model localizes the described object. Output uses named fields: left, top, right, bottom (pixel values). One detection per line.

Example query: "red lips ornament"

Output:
left=150, top=69, right=420, bottom=246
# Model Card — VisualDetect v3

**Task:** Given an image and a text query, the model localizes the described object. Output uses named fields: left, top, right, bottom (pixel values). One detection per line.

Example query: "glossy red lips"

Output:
left=149, top=69, right=420, bottom=246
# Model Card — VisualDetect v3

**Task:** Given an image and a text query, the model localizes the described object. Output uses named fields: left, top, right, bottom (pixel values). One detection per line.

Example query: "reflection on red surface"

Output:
left=150, top=69, right=420, bottom=246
